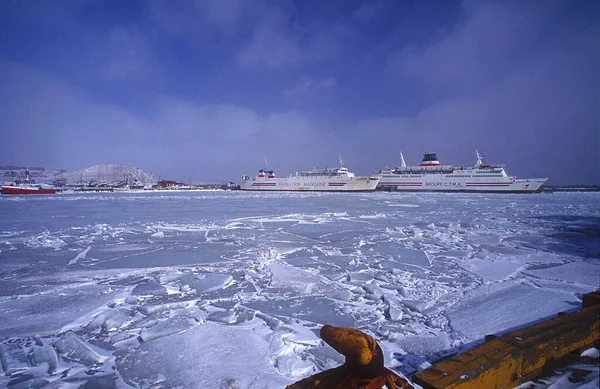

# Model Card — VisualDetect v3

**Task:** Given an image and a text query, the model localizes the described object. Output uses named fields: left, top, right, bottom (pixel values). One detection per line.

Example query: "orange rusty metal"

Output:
left=286, top=325, right=414, bottom=389
left=320, top=325, right=383, bottom=376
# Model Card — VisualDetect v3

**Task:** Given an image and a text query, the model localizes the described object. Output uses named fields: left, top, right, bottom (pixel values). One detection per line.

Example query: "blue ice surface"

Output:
left=0, top=191, right=598, bottom=388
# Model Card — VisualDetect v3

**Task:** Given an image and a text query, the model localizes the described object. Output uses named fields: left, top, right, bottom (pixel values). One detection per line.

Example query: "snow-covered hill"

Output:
left=0, top=164, right=156, bottom=185
left=65, top=164, right=156, bottom=185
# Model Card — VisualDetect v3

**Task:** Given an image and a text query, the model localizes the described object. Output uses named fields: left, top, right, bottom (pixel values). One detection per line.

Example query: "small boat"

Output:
left=1, top=168, right=57, bottom=195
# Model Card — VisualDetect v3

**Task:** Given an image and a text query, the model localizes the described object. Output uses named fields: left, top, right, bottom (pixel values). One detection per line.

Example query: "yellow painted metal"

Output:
left=412, top=340, right=521, bottom=389
left=413, top=290, right=600, bottom=389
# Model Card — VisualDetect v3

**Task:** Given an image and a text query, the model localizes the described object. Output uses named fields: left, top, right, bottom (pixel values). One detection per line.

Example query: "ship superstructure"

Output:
left=378, top=151, right=547, bottom=193
left=240, top=157, right=380, bottom=192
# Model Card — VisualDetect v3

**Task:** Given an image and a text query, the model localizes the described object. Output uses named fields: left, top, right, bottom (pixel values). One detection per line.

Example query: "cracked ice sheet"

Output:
left=456, top=251, right=566, bottom=283
left=116, top=320, right=296, bottom=388
left=522, top=260, right=600, bottom=288
left=446, top=281, right=590, bottom=340
left=0, top=282, right=124, bottom=337
left=1, top=191, right=599, bottom=388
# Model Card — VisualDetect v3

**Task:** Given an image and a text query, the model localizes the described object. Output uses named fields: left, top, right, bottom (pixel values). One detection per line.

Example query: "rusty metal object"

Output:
left=286, top=325, right=414, bottom=389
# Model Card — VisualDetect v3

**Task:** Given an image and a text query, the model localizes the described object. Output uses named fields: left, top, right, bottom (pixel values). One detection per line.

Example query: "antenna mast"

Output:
left=475, top=150, right=483, bottom=167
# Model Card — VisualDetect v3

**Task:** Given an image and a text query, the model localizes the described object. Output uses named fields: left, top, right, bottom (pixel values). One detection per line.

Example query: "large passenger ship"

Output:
left=240, top=158, right=380, bottom=192
left=377, top=151, right=547, bottom=193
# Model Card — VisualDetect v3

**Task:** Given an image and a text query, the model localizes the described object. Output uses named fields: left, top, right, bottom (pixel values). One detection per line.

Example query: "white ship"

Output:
left=378, top=151, right=548, bottom=193
left=240, top=157, right=380, bottom=192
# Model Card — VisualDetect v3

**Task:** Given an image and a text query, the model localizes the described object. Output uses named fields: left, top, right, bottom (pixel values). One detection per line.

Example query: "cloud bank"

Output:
left=0, top=0, right=597, bottom=184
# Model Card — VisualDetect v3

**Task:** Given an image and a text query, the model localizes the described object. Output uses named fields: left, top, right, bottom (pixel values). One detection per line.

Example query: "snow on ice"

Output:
left=0, top=191, right=598, bottom=388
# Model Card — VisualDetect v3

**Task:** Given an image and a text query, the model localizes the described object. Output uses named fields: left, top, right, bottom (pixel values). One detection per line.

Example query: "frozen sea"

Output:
left=0, top=191, right=598, bottom=388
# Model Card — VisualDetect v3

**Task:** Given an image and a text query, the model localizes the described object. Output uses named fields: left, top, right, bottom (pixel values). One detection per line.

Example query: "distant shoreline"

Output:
left=543, top=186, right=600, bottom=192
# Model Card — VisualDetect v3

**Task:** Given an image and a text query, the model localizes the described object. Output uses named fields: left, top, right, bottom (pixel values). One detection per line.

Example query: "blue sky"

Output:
left=0, top=0, right=598, bottom=185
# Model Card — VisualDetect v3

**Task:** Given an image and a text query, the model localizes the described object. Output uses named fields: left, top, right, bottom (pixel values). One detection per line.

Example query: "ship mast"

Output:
left=399, top=152, right=407, bottom=168
left=475, top=150, right=483, bottom=167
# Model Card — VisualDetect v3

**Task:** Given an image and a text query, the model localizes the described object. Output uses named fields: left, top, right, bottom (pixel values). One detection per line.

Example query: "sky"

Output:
left=0, top=0, right=598, bottom=185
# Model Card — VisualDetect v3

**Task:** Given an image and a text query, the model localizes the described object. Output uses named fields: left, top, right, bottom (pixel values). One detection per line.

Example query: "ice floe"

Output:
left=0, top=191, right=598, bottom=388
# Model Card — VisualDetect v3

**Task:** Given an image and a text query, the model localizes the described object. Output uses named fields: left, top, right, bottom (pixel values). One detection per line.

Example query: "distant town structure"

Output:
left=1, top=163, right=596, bottom=192
left=156, top=180, right=177, bottom=188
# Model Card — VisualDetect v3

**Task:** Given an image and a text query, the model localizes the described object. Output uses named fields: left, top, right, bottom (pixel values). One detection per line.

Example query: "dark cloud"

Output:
left=0, top=0, right=597, bottom=185
left=375, top=0, right=599, bottom=184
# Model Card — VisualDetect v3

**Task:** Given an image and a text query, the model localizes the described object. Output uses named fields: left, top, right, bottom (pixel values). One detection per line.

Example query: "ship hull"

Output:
left=377, top=177, right=547, bottom=193
left=1, top=186, right=57, bottom=195
left=240, top=176, right=379, bottom=192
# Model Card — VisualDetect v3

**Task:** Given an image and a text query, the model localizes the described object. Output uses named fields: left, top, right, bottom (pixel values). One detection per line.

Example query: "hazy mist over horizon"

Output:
left=1, top=0, right=598, bottom=185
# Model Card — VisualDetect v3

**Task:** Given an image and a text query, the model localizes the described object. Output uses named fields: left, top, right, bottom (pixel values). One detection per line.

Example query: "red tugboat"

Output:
left=1, top=168, right=57, bottom=195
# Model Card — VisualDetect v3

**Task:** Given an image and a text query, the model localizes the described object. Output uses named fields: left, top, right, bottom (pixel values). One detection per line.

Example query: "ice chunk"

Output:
left=581, top=348, right=600, bottom=358
left=31, top=345, right=59, bottom=374
left=132, top=279, right=168, bottom=296
left=246, top=297, right=356, bottom=328
left=88, top=308, right=132, bottom=331
left=156, top=271, right=186, bottom=284
left=5, top=376, right=49, bottom=388
left=327, top=289, right=353, bottom=302
left=151, top=231, right=165, bottom=238
left=274, top=355, right=315, bottom=378
left=53, top=332, right=109, bottom=365
left=523, top=261, right=600, bottom=288
left=109, top=332, right=140, bottom=348
left=395, top=333, right=451, bottom=356
left=402, top=299, right=428, bottom=313
left=364, top=283, right=385, bottom=301
left=383, top=295, right=404, bottom=321
left=235, top=308, right=256, bottom=324
left=180, top=273, right=233, bottom=294
left=139, top=301, right=191, bottom=315
left=103, top=310, right=132, bottom=331
left=461, top=258, right=524, bottom=282
left=0, top=344, right=7, bottom=374
left=352, top=286, right=367, bottom=295
left=269, top=263, right=322, bottom=293
left=139, top=314, right=194, bottom=342
left=68, top=246, right=91, bottom=265
left=348, top=272, right=373, bottom=282
left=206, top=311, right=237, bottom=324
left=0, top=341, right=28, bottom=375
left=374, top=245, right=431, bottom=267
left=116, top=321, right=293, bottom=388
left=207, top=307, right=255, bottom=325
left=256, top=313, right=281, bottom=331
